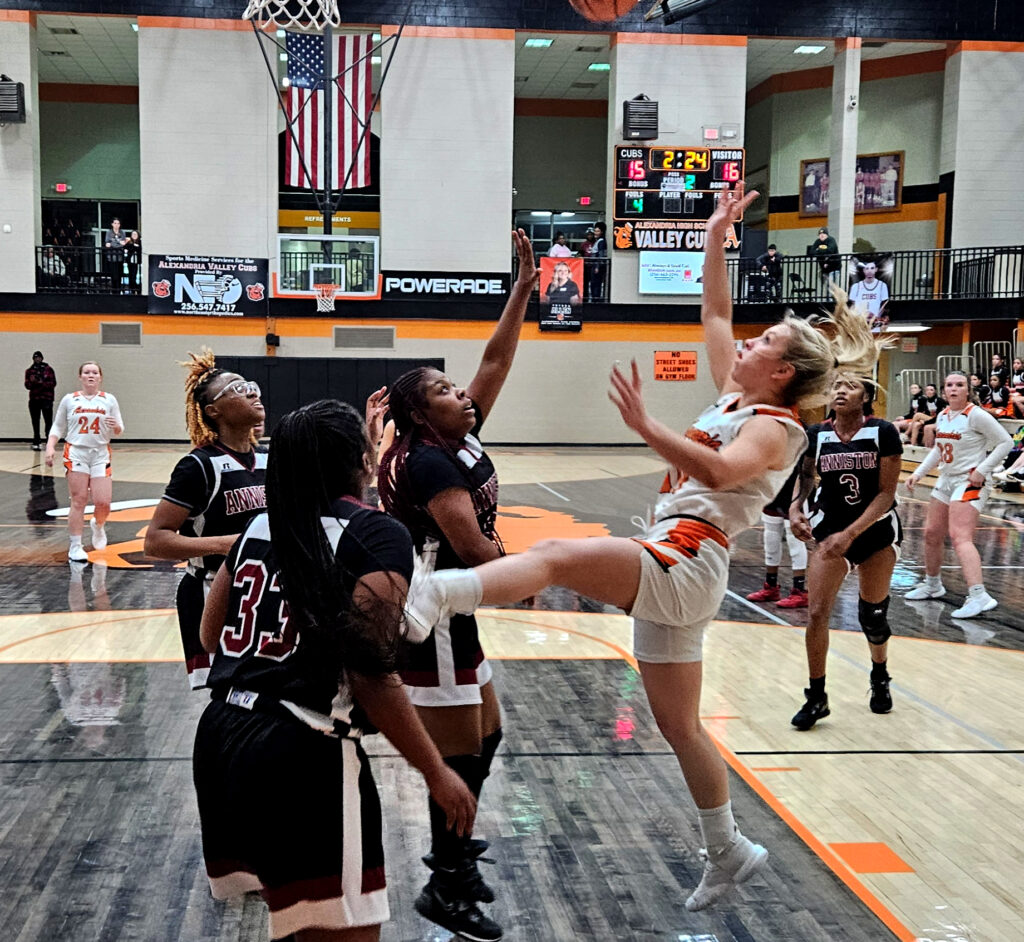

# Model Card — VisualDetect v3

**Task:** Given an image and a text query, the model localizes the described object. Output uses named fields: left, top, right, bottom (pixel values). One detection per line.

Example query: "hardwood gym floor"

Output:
left=0, top=444, right=1021, bottom=942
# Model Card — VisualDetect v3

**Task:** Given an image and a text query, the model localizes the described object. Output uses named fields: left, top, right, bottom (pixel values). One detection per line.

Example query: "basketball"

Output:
left=568, top=0, right=642, bottom=23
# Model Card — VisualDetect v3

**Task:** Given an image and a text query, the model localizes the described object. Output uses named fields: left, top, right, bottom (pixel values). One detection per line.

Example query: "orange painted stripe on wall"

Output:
left=39, top=83, right=139, bottom=105
left=0, top=10, right=33, bottom=22
left=768, top=202, right=938, bottom=231
left=380, top=25, right=514, bottom=40
left=0, top=313, right=712, bottom=343
left=136, top=16, right=253, bottom=31
left=951, top=40, right=1024, bottom=55
left=611, top=32, right=746, bottom=47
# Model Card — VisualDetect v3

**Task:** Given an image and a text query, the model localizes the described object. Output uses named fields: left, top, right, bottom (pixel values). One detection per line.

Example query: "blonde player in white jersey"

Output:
left=45, top=361, right=124, bottom=562
left=404, top=184, right=885, bottom=913
left=905, top=371, right=1012, bottom=617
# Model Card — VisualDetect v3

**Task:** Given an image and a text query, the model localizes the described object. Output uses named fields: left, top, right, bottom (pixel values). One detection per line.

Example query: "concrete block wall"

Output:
left=380, top=27, right=514, bottom=274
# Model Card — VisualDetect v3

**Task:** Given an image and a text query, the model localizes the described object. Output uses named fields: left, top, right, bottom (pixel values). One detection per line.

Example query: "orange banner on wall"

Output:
left=654, top=351, right=698, bottom=381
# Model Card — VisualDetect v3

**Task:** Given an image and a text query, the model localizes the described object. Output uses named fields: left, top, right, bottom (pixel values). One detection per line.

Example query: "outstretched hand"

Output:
left=608, top=360, right=649, bottom=436
left=365, top=386, right=389, bottom=446
left=706, top=182, right=759, bottom=237
left=513, top=228, right=539, bottom=289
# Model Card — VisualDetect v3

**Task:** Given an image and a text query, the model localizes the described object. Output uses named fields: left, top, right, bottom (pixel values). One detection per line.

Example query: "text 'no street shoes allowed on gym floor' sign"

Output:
left=654, top=351, right=698, bottom=381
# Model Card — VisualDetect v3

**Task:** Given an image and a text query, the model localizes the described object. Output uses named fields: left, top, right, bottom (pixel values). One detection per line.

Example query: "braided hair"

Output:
left=181, top=348, right=225, bottom=447
left=181, top=348, right=259, bottom=448
left=377, top=367, right=501, bottom=551
left=267, top=399, right=401, bottom=679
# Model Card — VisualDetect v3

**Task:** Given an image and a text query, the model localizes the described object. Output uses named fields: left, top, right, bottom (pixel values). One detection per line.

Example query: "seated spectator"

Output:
left=908, top=383, right=945, bottom=446
left=1011, top=358, right=1024, bottom=390
left=990, top=353, right=1010, bottom=387
left=984, top=373, right=1012, bottom=417
left=969, top=372, right=991, bottom=404
left=894, top=382, right=925, bottom=440
left=756, top=244, right=784, bottom=300
left=39, top=247, right=68, bottom=288
left=547, top=232, right=574, bottom=258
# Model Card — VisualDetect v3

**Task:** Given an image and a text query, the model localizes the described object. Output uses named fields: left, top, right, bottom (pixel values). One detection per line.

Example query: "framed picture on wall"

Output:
left=854, top=151, right=904, bottom=213
left=799, top=158, right=830, bottom=217
left=799, top=151, right=904, bottom=217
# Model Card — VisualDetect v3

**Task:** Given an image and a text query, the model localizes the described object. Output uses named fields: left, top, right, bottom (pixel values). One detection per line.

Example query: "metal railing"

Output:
left=32, top=242, right=1024, bottom=305
left=35, top=244, right=142, bottom=295
left=731, top=245, right=1024, bottom=305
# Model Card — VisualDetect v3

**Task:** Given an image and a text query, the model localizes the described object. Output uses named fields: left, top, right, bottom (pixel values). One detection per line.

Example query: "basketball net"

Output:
left=241, top=0, right=341, bottom=31
left=314, top=283, right=341, bottom=312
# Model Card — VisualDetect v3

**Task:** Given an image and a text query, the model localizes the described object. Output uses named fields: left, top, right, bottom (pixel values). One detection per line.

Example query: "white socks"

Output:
left=924, top=574, right=942, bottom=588
left=968, top=584, right=987, bottom=598
left=437, top=569, right=484, bottom=614
left=696, top=801, right=738, bottom=857
left=69, top=535, right=83, bottom=549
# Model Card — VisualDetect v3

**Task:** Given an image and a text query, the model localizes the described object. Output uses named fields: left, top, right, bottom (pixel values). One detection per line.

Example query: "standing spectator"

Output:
left=547, top=232, right=573, bottom=258
left=809, top=228, right=840, bottom=283
left=124, top=231, right=143, bottom=295
left=104, top=217, right=127, bottom=287
left=589, top=222, right=608, bottom=301
left=25, top=351, right=57, bottom=451
left=578, top=228, right=597, bottom=259
left=756, top=244, right=784, bottom=301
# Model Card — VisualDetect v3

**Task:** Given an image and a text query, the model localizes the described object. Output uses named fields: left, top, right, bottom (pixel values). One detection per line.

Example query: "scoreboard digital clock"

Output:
left=612, top=145, right=746, bottom=251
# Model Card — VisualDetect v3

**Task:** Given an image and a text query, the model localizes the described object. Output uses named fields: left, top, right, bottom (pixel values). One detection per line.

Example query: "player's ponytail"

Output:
left=267, top=399, right=401, bottom=679
left=781, top=285, right=892, bottom=410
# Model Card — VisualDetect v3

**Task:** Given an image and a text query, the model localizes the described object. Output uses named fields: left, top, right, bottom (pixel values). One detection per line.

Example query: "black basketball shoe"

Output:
left=421, top=844, right=495, bottom=903
left=414, top=874, right=503, bottom=942
left=869, top=672, right=893, bottom=714
left=791, top=690, right=830, bottom=730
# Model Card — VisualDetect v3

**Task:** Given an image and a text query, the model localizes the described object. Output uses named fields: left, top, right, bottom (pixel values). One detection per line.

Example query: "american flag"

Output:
left=285, top=32, right=372, bottom=190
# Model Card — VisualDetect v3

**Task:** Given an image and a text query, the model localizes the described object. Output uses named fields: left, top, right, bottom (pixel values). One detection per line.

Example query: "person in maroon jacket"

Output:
left=25, top=351, right=57, bottom=451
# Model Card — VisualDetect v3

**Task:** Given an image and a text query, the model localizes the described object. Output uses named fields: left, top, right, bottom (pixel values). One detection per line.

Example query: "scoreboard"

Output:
left=612, top=145, right=746, bottom=251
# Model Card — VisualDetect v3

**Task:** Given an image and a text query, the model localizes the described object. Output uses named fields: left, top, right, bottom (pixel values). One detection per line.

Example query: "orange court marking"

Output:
left=750, top=767, right=801, bottom=772
left=829, top=842, right=915, bottom=874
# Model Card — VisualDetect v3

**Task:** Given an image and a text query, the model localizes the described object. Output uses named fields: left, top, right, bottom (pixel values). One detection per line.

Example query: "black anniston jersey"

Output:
left=403, top=402, right=499, bottom=570
left=162, top=443, right=268, bottom=579
left=207, top=498, right=413, bottom=719
left=806, top=417, right=903, bottom=534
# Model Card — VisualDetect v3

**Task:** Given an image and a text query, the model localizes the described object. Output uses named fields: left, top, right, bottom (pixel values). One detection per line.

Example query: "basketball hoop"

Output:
left=314, top=282, right=341, bottom=312
left=241, top=0, right=341, bottom=32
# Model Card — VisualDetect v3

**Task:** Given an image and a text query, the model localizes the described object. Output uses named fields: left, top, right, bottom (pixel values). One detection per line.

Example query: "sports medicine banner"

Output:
left=148, top=255, right=269, bottom=316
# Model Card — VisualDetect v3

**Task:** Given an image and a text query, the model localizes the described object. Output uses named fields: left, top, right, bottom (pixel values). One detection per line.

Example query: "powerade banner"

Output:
left=148, top=255, right=269, bottom=316
left=382, top=271, right=512, bottom=299
left=539, top=256, right=583, bottom=332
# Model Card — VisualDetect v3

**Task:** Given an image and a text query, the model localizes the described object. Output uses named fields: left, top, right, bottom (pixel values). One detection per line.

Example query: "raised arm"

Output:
left=465, top=229, right=538, bottom=421
left=701, top=183, right=759, bottom=394
left=609, top=360, right=790, bottom=489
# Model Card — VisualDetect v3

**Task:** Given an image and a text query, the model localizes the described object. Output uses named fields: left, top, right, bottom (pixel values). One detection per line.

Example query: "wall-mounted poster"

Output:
left=539, top=256, right=583, bottom=332
left=798, top=151, right=904, bottom=217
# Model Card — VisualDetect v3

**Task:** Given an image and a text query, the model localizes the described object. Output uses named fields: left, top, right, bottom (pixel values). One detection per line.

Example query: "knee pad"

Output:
left=858, top=596, right=892, bottom=646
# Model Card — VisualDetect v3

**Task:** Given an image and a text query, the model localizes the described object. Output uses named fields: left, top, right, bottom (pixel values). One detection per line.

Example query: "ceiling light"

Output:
left=131, top=23, right=139, bottom=32
left=559, top=212, right=576, bottom=217
left=794, top=45, right=827, bottom=55
left=372, top=33, right=381, bottom=41
left=886, top=323, right=932, bottom=333
left=279, top=52, right=287, bottom=61
left=530, top=211, right=552, bottom=217
left=371, top=56, right=381, bottom=64
left=524, top=38, right=553, bottom=48
left=276, top=29, right=286, bottom=38
left=588, top=63, right=611, bottom=71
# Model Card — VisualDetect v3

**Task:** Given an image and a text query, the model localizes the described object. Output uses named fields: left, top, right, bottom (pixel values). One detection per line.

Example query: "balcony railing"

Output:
left=33, top=243, right=1024, bottom=306
left=35, top=244, right=142, bottom=295
left=728, top=245, right=1024, bottom=305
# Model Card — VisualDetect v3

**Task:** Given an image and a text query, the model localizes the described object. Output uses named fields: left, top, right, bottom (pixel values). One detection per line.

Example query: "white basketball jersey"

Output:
left=51, top=391, right=123, bottom=447
left=648, top=393, right=807, bottom=543
left=933, top=404, right=1008, bottom=477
